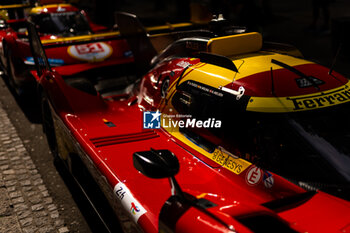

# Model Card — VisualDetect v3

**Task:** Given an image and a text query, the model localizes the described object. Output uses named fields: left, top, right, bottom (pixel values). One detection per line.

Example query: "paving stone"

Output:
left=22, top=186, right=32, bottom=192
left=29, top=195, right=41, bottom=204
left=37, top=185, right=47, bottom=192
left=43, top=197, right=53, bottom=204
left=55, top=219, right=64, bottom=227
left=25, top=191, right=36, bottom=197
left=4, top=180, right=17, bottom=187
left=14, top=203, right=28, bottom=211
left=50, top=210, right=59, bottom=219
left=3, top=169, right=15, bottom=175
left=3, top=174, right=16, bottom=181
left=22, top=226, right=35, bottom=233
left=31, top=204, right=44, bottom=212
left=42, top=191, right=49, bottom=198
left=6, top=186, right=16, bottom=192
left=33, top=178, right=43, bottom=185
left=9, top=191, right=22, bottom=199
left=18, top=210, right=31, bottom=220
left=58, top=226, right=69, bottom=233
left=19, top=217, right=33, bottom=227
left=12, top=197, right=25, bottom=205
left=35, top=210, right=48, bottom=217
left=21, top=180, right=31, bottom=186
left=0, top=165, right=9, bottom=170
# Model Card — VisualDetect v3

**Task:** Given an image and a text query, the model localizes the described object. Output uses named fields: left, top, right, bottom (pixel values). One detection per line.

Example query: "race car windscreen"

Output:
left=172, top=82, right=350, bottom=200
left=30, top=11, right=91, bottom=36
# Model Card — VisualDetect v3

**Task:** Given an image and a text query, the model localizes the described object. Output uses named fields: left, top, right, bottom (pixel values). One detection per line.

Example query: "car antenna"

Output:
left=329, top=42, right=342, bottom=75
left=271, top=59, right=320, bottom=90
left=270, top=67, right=276, bottom=96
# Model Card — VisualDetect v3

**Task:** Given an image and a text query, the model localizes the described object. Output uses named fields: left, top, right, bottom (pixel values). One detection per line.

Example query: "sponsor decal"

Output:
left=187, top=81, right=224, bottom=97
left=25, top=57, right=64, bottom=66
left=176, top=60, right=191, bottom=68
left=123, top=50, right=133, bottom=57
left=211, top=147, right=251, bottom=175
left=102, top=118, right=116, bottom=127
left=295, top=77, right=324, bottom=88
left=67, top=42, right=113, bottom=62
left=246, top=81, right=350, bottom=113
left=263, top=171, right=274, bottom=188
left=114, top=182, right=147, bottom=222
left=130, top=202, right=140, bottom=215
left=245, top=166, right=262, bottom=186
left=290, top=85, right=350, bottom=110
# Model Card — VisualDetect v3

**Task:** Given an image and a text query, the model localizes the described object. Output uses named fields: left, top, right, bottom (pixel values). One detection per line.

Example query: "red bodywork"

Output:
left=25, top=11, right=350, bottom=232
left=34, top=54, right=350, bottom=232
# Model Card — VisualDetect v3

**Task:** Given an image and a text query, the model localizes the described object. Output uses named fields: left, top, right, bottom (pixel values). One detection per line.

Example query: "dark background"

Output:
left=71, top=0, right=350, bottom=77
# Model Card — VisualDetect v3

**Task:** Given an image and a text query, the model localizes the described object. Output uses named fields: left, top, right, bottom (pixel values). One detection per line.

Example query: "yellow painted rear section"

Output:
left=207, top=32, right=263, bottom=57
left=30, top=4, right=73, bottom=14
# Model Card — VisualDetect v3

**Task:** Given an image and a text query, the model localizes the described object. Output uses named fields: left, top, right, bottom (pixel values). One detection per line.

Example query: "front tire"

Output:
left=41, top=92, right=59, bottom=160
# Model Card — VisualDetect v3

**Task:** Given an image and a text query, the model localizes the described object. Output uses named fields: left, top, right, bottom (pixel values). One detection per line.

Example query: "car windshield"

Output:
left=172, top=81, right=350, bottom=200
left=31, top=11, right=91, bottom=36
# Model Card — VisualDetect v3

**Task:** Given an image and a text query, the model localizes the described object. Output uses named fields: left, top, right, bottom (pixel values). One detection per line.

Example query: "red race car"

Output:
left=0, top=1, right=131, bottom=94
left=29, top=12, right=350, bottom=233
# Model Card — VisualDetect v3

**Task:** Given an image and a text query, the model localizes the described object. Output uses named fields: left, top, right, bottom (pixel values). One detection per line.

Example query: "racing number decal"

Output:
left=211, top=148, right=251, bottom=175
left=75, top=43, right=105, bottom=54
left=67, top=42, right=113, bottom=62
left=114, top=182, right=147, bottom=222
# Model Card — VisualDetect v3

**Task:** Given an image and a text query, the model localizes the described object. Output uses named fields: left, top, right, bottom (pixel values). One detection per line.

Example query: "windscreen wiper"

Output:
left=271, top=59, right=320, bottom=90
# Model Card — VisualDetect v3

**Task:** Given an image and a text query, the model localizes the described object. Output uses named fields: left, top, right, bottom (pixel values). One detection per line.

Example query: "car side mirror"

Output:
left=133, top=149, right=184, bottom=198
left=133, top=149, right=179, bottom=178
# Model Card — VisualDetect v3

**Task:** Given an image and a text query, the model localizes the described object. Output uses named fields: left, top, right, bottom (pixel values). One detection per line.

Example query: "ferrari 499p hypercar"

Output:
left=29, top=12, right=350, bottom=233
left=0, top=1, right=131, bottom=94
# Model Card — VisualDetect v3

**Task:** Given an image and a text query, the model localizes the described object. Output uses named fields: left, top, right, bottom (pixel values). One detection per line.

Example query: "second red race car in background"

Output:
left=0, top=0, right=132, bottom=95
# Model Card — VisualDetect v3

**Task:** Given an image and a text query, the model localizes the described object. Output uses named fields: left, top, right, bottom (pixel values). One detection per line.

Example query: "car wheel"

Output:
left=6, top=48, right=21, bottom=94
left=41, top=92, right=59, bottom=160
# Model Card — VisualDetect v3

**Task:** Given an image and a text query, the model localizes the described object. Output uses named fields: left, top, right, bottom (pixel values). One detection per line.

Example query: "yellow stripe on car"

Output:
left=0, top=4, right=31, bottom=10
left=41, top=22, right=192, bottom=45
left=30, top=4, right=72, bottom=14
left=41, top=31, right=121, bottom=44
left=146, top=22, right=193, bottom=32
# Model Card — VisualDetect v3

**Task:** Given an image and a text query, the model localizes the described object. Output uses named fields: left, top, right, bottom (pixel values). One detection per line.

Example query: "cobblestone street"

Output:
left=0, top=104, right=69, bottom=233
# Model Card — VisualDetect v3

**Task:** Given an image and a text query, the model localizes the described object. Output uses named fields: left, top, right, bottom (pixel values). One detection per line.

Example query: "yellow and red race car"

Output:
left=29, top=12, right=350, bottom=233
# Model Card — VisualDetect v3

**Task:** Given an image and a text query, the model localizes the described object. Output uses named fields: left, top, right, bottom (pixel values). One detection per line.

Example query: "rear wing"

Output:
left=0, top=4, right=31, bottom=10
left=0, top=4, right=32, bottom=20
left=41, top=31, right=122, bottom=48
